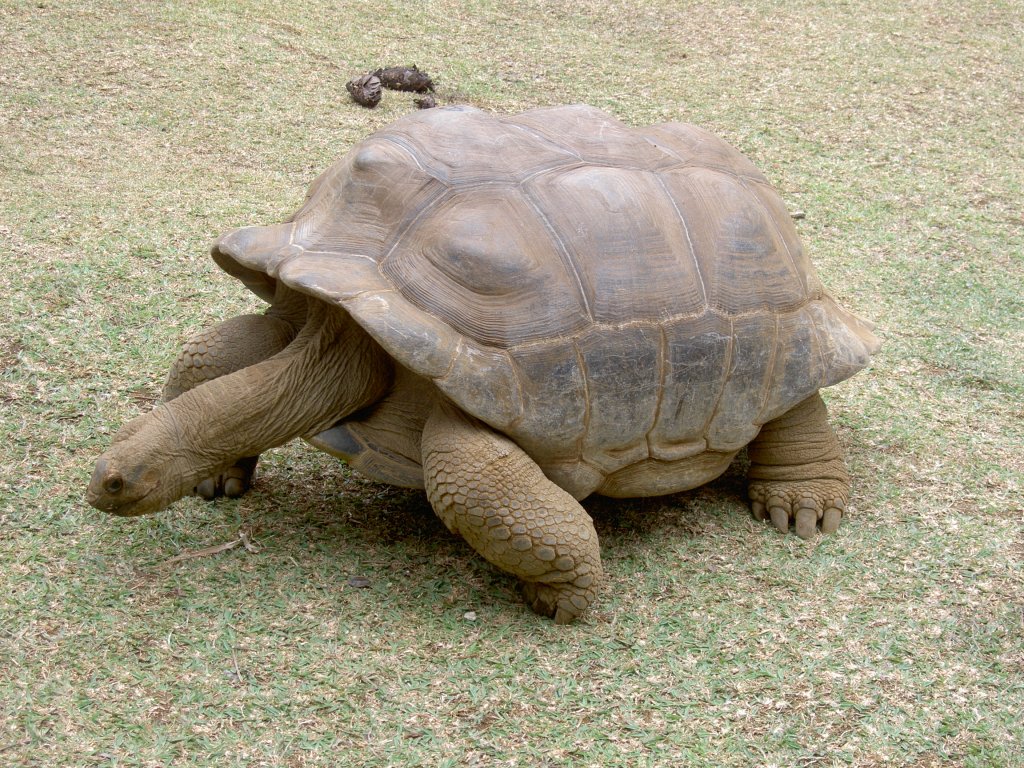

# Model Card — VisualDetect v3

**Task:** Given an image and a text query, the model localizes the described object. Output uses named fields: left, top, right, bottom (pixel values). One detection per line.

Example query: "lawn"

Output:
left=1, top=1, right=1021, bottom=766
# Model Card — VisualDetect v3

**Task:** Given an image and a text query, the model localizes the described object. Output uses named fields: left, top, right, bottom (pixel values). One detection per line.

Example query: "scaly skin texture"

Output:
left=421, top=401, right=603, bottom=624
left=163, top=314, right=299, bottom=400
left=746, top=393, right=850, bottom=539
left=163, top=312, right=299, bottom=499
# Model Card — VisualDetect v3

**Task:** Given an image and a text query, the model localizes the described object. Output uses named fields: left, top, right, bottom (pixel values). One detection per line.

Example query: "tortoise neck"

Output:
left=152, top=301, right=392, bottom=500
left=265, top=284, right=310, bottom=331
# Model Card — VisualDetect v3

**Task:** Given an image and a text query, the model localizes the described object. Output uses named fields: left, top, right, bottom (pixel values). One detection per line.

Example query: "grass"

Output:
left=2, top=0, right=1022, bottom=765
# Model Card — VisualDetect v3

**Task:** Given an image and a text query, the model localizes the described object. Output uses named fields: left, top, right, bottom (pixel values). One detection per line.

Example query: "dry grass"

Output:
left=1, top=0, right=1022, bottom=766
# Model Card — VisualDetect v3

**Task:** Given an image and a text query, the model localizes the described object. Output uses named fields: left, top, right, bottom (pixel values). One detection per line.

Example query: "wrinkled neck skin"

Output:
left=87, top=300, right=393, bottom=516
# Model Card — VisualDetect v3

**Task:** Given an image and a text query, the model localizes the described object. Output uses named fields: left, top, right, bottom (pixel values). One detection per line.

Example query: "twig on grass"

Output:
left=155, top=529, right=262, bottom=568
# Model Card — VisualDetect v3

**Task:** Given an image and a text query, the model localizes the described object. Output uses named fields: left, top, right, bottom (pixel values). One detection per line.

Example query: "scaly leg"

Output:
left=421, top=401, right=602, bottom=623
left=163, top=313, right=297, bottom=499
left=747, top=393, right=850, bottom=539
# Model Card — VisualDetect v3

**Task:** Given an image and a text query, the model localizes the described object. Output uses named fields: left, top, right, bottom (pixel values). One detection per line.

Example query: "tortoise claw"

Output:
left=769, top=506, right=789, bottom=534
left=795, top=506, right=817, bottom=540
left=521, top=580, right=592, bottom=624
left=821, top=506, right=844, bottom=534
left=749, top=481, right=848, bottom=538
left=194, top=456, right=258, bottom=501
left=751, top=500, right=767, bottom=521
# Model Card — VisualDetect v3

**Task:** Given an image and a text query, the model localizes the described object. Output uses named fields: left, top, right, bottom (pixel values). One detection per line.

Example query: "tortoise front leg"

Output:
left=421, top=401, right=602, bottom=623
left=747, top=392, right=850, bottom=539
left=163, top=312, right=298, bottom=499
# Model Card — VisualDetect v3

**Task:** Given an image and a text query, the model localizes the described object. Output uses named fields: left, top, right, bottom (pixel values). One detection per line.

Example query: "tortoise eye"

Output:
left=103, top=475, right=124, bottom=495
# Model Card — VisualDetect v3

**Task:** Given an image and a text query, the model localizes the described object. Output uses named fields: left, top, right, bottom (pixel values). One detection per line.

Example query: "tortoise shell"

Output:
left=212, top=104, right=878, bottom=496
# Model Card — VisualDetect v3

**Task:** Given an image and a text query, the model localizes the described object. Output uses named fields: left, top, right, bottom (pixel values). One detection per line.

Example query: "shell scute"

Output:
left=297, top=138, right=446, bottom=261
left=280, top=253, right=390, bottom=302
left=385, top=105, right=581, bottom=185
left=380, top=187, right=590, bottom=347
left=522, top=166, right=707, bottom=323
left=705, top=314, right=777, bottom=451
left=659, top=167, right=810, bottom=313
left=647, top=313, right=732, bottom=460
left=436, top=343, right=522, bottom=428
left=575, top=324, right=662, bottom=472
left=507, top=104, right=676, bottom=170
left=756, top=307, right=823, bottom=425
left=638, top=123, right=768, bottom=180
left=807, top=298, right=878, bottom=387
left=507, top=340, right=588, bottom=461
left=341, top=291, right=460, bottom=379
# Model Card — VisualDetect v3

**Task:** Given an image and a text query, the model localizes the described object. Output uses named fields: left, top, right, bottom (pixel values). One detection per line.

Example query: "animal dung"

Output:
left=346, top=65, right=437, bottom=110
left=374, top=65, right=435, bottom=93
left=346, top=73, right=382, bottom=108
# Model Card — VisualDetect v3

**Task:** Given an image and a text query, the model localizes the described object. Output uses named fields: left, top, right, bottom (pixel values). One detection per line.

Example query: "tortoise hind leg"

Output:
left=163, top=312, right=298, bottom=499
left=421, top=401, right=602, bottom=623
left=747, top=393, right=850, bottom=539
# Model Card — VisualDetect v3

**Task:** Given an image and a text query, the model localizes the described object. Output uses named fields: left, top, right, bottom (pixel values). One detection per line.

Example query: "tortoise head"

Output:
left=87, top=454, right=169, bottom=517
left=86, top=409, right=193, bottom=517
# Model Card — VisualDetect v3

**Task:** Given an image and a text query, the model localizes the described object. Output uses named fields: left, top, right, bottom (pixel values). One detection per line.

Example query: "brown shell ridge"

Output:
left=339, top=287, right=397, bottom=303
left=734, top=174, right=804, bottom=293
left=440, top=337, right=463, bottom=381
left=636, top=124, right=768, bottom=178
left=302, top=249, right=377, bottom=263
left=510, top=159, right=588, bottom=188
left=700, top=316, right=737, bottom=445
left=643, top=325, right=670, bottom=458
left=376, top=134, right=434, bottom=176
left=749, top=312, right=785, bottom=427
left=639, top=135, right=762, bottom=182
left=377, top=109, right=584, bottom=187
left=519, top=190, right=595, bottom=322
left=279, top=223, right=315, bottom=274
left=500, top=299, right=858, bottom=357
left=657, top=160, right=764, bottom=182
left=504, top=131, right=675, bottom=175
left=574, top=342, right=592, bottom=452
left=652, top=172, right=709, bottom=310
left=378, top=187, right=457, bottom=266
left=499, top=120, right=585, bottom=164
left=809, top=305, right=830, bottom=391
left=499, top=356, right=534, bottom=431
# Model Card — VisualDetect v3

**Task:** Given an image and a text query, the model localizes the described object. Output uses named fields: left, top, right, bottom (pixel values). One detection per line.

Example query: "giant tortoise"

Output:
left=87, top=104, right=879, bottom=622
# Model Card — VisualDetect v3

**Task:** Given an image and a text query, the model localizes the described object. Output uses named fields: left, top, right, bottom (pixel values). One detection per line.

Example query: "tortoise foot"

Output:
left=422, top=401, right=603, bottom=623
left=195, top=456, right=259, bottom=500
left=748, top=480, right=846, bottom=539
left=521, top=580, right=595, bottom=625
